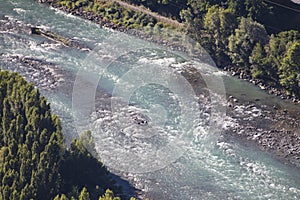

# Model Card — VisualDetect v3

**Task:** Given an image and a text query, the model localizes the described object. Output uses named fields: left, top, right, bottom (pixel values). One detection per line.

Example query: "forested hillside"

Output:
left=178, top=0, right=300, bottom=98
left=0, top=70, right=129, bottom=200
left=123, top=0, right=300, bottom=33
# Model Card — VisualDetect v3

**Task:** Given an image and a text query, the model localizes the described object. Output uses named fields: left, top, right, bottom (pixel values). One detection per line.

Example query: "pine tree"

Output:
left=0, top=70, right=64, bottom=199
left=279, top=41, right=300, bottom=95
left=79, top=187, right=90, bottom=200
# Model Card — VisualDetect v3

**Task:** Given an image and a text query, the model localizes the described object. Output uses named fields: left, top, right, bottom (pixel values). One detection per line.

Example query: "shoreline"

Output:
left=41, top=0, right=300, bottom=104
left=224, top=65, right=300, bottom=104
left=38, top=0, right=300, bottom=172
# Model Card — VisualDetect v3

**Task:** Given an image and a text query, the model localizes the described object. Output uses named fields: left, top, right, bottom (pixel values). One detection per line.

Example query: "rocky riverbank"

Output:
left=226, top=95, right=300, bottom=168
left=0, top=54, right=64, bottom=90
left=43, top=0, right=126, bottom=30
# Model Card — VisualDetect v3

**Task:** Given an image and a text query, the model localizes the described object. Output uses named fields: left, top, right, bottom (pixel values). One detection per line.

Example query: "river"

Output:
left=1, top=1, right=300, bottom=199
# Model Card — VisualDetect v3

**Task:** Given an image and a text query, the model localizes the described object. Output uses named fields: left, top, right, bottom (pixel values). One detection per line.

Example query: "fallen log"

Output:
left=30, top=26, right=90, bottom=50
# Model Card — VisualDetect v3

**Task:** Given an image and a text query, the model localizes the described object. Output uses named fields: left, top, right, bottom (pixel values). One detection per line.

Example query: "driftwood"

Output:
left=30, top=27, right=90, bottom=50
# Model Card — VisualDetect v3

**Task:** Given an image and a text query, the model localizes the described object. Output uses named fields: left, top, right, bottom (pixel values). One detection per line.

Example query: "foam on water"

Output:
left=13, top=7, right=26, bottom=14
